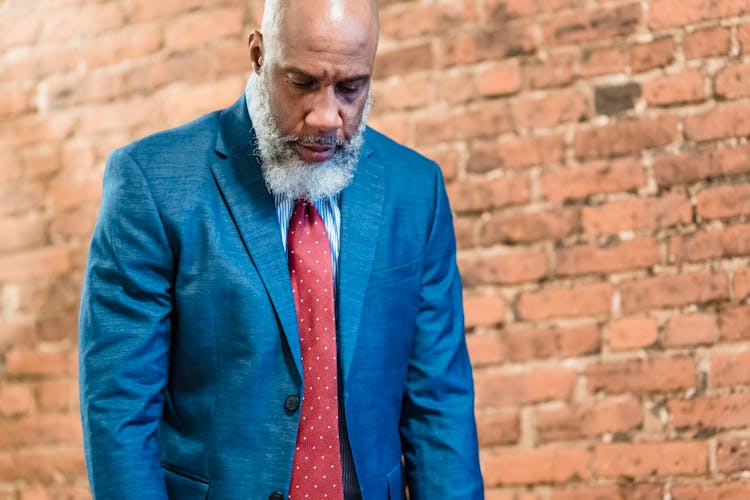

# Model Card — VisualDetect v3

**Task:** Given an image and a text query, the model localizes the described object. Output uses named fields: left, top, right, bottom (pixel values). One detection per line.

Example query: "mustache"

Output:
left=283, top=135, right=348, bottom=147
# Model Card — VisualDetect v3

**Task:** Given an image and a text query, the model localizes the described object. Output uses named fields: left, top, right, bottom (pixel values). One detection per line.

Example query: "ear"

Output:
left=248, top=30, right=264, bottom=74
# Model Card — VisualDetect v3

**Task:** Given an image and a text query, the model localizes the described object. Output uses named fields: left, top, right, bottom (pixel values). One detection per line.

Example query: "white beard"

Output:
left=246, top=71, right=372, bottom=201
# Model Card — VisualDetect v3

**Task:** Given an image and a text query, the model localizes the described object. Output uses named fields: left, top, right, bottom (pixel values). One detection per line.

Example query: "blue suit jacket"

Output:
left=79, top=95, right=483, bottom=499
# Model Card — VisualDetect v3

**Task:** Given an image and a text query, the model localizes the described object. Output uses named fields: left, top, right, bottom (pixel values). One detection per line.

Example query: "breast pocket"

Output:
left=162, top=463, right=210, bottom=500
left=368, top=259, right=419, bottom=289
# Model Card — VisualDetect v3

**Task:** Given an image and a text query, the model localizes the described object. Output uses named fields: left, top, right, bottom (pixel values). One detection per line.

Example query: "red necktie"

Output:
left=287, top=200, right=343, bottom=500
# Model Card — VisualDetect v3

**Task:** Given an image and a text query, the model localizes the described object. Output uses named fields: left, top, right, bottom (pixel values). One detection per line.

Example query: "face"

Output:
left=249, top=0, right=378, bottom=164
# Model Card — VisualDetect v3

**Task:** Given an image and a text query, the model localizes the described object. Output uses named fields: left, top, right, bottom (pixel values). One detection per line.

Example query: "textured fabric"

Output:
left=78, top=94, right=484, bottom=500
left=287, top=200, right=343, bottom=499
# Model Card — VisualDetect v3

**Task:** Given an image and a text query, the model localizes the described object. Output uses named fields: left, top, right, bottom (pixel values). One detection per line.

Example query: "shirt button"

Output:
left=269, top=492, right=284, bottom=500
left=284, top=394, right=300, bottom=413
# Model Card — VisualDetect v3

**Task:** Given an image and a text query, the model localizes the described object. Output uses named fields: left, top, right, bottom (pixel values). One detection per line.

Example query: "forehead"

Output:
left=271, top=3, right=378, bottom=76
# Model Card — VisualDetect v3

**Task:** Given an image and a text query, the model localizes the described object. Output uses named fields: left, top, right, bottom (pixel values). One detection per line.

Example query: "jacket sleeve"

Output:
left=399, top=164, right=484, bottom=499
left=78, top=148, right=172, bottom=499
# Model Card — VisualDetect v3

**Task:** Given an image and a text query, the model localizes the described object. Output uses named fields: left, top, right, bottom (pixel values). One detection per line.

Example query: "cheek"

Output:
left=268, top=88, right=304, bottom=136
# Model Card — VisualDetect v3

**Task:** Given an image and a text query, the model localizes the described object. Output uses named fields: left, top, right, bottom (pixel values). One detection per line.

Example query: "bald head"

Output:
left=259, top=0, right=379, bottom=62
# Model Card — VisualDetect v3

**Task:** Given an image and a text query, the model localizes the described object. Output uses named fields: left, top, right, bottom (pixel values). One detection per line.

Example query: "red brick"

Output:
left=421, top=147, right=460, bottom=181
left=621, top=271, right=729, bottom=313
left=542, top=4, right=641, bottom=47
left=440, top=26, right=535, bottom=67
left=79, top=97, right=160, bottom=134
left=0, top=319, right=38, bottom=351
left=552, top=484, right=663, bottom=500
left=435, top=69, right=476, bottom=105
left=163, top=7, right=242, bottom=52
left=0, top=383, right=34, bottom=417
left=643, top=69, right=706, bottom=106
left=19, top=484, right=92, bottom=500
left=464, top=295, right=507, bottom=328
left=48, top=179, right=103, bottom=211
left=474, top=368, right=577, bottom=407
left=0, top=414, right=82, bottom=449
left=556, top=237, right=659, bottom=277
left=0, top=82, right=33, bottom=117
left=574, top=116, right=678, bottom=160
left=505, top=329, right=555, bottom=362
left=735, top=268, right=750, bottom=301
left=557, top=324, right=601, bottom=358
left=469, top=135, right=564, bottom=173
left=453, top=216, right=476, bottom=250
left=506, top=324, right=601, bottom=361
left=697, top=185, right=750, bottom=220
left=80, top=23, right=162, bottom=70
left=0, top=247, right=71, bottom=283
left=485, top=0, right=582, bottom=20
left=650, top=0, right=750, bottom=29
left=127, top=0, right=222, bottom=22
left=672, top=482, right=750, bottom=500
left=541, top=157, right=646, bottom=202
left=588, top=357, right=696, bottom=394
left=711, top=350, right=750, bottom=388
left=716, top=437, right=750, bottom=473
left=525, top=53, right=577, bottom=89
left=4, top=348, right=75, bottom=378
left=680, top=224, right=750, bottom=263
left=630, top=37, right=676, bottom=73
left=482, top=447, right=589, bottom=486
left=0, top=450, right=86, bottom=482
left=447, top=176, right=530, bottom=213
left=684, top=27, right=731, bottom=59
left=381, top=0, right=476, bottom=40
left=582, top=194, right=691, bottom=235
left=40, top=3, right=125, bottom=41
left=608, top=316, right=658, bottom=351
left=581, top=45, right=628, bottom=77
left=669, top=393, right=750, bottom=430
left=0, top=217, right=46, bottom=253
left=537, top=398, right=642, bottom=443
left=36, top=379, right=73, bottom=413
left=480, top=208, right=579, bottom=245
left=475, top=410, right=520, bottom=447
left=477, top=62, right=522, bottom=97
left=654, top=144, right=750, bottom=186
left=741, top=22, right=750, bottom=53
left=375, top=73, right=433, bottom=111
left=513, top=92, right=588, bottom=129
left=664, top=313, right=719, bottom=347
left=716, top=63, right=750, bottom=100
left=367, top=112, right=409, bottom=145
left=594, top=441, right=707, bottom=478
left=719, top=306, right=750, bottom=341
left=49, top=209, right=98, bottom=239
left=0, top=112, right=77, bottom=148
left=685, top=101, right=750, bottom=141
left=415, top=100, right=513, bottom=146
left=459, top=248, right=549, bottom=286
left=466, top=332, right=504, bottom=367
left=518, top=282, right=613, bottom=321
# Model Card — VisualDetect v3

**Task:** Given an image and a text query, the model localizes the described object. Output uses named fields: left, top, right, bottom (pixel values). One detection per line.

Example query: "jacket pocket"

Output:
left=386, top=463, right=405, bottom=500
left=369, top=259, right=419, bottom=289
left=162, top=463, right=210, bottom=500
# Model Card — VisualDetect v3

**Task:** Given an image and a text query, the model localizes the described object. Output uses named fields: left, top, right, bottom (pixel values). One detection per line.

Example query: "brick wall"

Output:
left=1, top=0, right=749, bottom=498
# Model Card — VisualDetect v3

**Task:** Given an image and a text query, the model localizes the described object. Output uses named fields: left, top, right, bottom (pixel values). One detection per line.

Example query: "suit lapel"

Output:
left=337, top=140, right=385, bottom=382
left=209, top=96, right=303, bottom=378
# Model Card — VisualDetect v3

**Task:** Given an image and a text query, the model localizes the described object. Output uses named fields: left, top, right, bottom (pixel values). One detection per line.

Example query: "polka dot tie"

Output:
left=287, top=200, right=343, bottom=500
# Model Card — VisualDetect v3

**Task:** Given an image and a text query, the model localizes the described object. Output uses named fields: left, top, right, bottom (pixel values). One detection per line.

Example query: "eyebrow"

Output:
left=284, top=67, right=371, bottom=84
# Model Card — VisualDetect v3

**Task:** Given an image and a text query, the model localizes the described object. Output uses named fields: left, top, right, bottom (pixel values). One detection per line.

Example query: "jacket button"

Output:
left=284, top=395, right=300, bottom=412
left=269, top=492, right=284, bottom=500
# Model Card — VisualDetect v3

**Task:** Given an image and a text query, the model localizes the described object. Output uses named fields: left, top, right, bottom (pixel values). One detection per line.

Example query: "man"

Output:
left=78, top=0, right=483, bottom=498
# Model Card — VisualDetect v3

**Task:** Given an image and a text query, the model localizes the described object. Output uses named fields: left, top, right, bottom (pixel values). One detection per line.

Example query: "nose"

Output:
left=305, top=87, right=343, bottom=134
